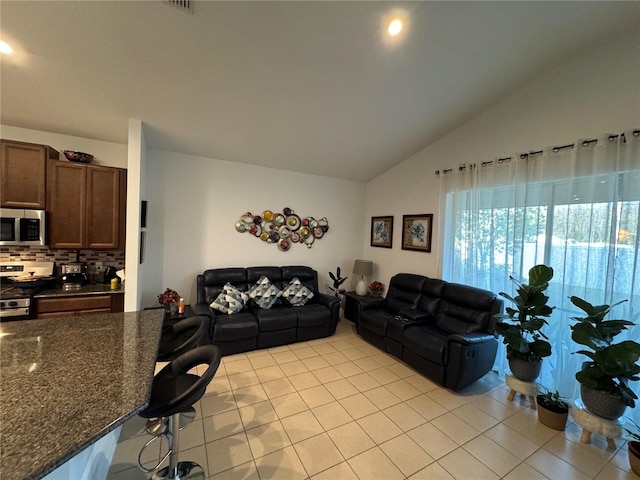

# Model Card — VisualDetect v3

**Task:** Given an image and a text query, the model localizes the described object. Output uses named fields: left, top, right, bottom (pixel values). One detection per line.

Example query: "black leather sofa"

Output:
left=354, top=273, right=503, bottom=391
left=194, top=266, right=340, bottom=356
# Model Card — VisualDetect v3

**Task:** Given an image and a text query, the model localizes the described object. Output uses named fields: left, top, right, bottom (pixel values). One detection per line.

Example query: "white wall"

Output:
left=141, top=150, right=366, bottom=308
left=0, top=125, right=127, bottom=168
left=123, top=119, right=145, bottom=312
left=364, top=33, right=640, bottom=288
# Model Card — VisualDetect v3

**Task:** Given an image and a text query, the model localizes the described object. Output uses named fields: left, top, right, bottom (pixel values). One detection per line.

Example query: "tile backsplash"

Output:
left=0, top=246, right=125, bottom=279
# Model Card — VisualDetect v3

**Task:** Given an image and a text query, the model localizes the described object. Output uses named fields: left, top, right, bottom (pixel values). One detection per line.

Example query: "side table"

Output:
left=343, top=291, right=360, bottom=323
left=163, top=304, right=194, bottom=323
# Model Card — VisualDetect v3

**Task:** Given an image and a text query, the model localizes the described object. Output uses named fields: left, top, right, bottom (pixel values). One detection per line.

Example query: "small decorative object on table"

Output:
left=158, top=288, right=181, bottom=315
left=328, top=267, right=348, bottom=297
left=368, top=281, right=384, bottom=297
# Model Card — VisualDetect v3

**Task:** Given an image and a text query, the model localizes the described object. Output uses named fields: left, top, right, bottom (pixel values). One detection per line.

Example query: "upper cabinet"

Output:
left=47, top=160, right=126, bottom=250
left=1, top=140, right=59, bottom=209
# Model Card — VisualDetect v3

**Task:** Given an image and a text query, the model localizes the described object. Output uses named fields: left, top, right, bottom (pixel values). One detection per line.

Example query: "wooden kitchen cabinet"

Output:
left=47, top=160, right=126, bottom=250
left=86, top=165, right=126, bottom=249
left=1, top=139, right=59, bottom=209
left=35, top=293, right=124, bottom=318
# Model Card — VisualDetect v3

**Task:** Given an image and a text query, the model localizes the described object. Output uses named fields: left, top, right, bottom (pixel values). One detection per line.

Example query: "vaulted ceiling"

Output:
left=1, top=1, right=638, bottom=181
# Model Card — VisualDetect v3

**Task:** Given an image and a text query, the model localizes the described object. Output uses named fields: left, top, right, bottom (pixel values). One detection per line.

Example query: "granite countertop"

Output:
left=0, top=309, right=164, bottom=480
left=34, top=283, right=125, bottom=298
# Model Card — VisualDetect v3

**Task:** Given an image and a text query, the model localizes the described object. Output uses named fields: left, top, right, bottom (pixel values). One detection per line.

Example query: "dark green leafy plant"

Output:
left=536, top=386, right=568, bottom=412
left=494, top=264, right=554, bottom=362
left=624, top=418, right=640, bottom=442
left=570, top=296, right=640, bottom=408
left=328, top=267, right=348, bottom=297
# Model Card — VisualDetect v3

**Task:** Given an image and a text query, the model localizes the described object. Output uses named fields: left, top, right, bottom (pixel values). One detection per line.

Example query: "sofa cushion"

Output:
left=254, top=307, right=298, bottom=332
left=402, top=325, right=448, bottom=365
left=202, top=268, right=248, bottom=304
left=386, top=273, right=425, bottom=314
left=213, top=312, right=259, bottom=341
left=417, top=278, right=446, bottom=315
left=210, top=283, right=250, bottom=314
left=282, top=277, right=315, bottom=306
left=435, top=283, right=497, bottom=334
left=248, top=275, right=282, bottom=309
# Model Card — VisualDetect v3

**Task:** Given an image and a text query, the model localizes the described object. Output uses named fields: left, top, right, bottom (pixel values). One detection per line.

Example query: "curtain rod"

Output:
left=435, top=129, right=640, bottom=175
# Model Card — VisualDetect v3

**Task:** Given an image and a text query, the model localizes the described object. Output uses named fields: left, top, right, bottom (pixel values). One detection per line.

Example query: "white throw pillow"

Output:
left=282, top=277, right=314, bottom=306
left=248, top=275, right=282, bottom=309
left=209, top=283, right=249, bottom=314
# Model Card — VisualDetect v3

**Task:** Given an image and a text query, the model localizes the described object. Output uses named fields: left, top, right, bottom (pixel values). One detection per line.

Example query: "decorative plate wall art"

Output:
left=236, top=207, right=329, bottom=251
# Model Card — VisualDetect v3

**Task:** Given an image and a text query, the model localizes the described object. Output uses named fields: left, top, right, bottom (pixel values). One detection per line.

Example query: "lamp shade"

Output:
left=353, top=259, right=373, bottom=276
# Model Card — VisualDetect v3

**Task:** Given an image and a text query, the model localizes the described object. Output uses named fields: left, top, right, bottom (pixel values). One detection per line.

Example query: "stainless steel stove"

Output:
left=0, top=261, right=55, bottom=321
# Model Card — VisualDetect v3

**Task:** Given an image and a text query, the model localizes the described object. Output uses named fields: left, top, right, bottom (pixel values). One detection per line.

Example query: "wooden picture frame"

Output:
left=370, top=216, right=393, bottom=248
left=401, top=214, right=433, bottom=252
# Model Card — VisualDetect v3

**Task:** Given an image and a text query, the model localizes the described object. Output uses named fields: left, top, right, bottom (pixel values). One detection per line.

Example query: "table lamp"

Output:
left=353, top=259, right=373, bottom=296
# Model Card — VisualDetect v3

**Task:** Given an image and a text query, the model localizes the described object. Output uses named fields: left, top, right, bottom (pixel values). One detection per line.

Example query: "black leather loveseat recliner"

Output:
left=353, top=273, right=503, bottom=391
left=194, top=266, right=340, bottom=356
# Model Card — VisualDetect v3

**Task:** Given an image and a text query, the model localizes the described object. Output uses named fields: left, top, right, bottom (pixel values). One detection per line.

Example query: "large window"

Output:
left=440, top=132, right=640, bottom=417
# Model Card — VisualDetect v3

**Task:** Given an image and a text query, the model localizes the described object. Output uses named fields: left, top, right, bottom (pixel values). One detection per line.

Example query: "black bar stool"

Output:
left=157, top=315, right=209, bottom=362
left=138, top=345, right=221, bottom=480
left=147, top=315, right=210, bottom=437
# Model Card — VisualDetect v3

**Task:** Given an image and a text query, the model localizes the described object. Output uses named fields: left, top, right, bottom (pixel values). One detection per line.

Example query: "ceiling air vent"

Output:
left=165, top=0, right=194, bottom=14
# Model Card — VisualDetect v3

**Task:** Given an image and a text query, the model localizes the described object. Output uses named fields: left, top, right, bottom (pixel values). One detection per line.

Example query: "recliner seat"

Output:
left=355, top=273, right=502, bottom=391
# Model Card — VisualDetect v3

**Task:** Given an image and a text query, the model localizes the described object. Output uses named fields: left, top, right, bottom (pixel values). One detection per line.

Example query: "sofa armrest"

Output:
left=315, top=292, right=340, bottom=309
left=447, top=332, right=496, bottom=346
left=358, top=296, right=388, bottom=311
left=398, top=309, right=433, bottom=322
left=194, top=303, right=215, bottom=320
left=315, top=292, right=340, bottom=327
left=445, top=333, right=498, bottom=391
left=192, top=303, right=216, bottom=344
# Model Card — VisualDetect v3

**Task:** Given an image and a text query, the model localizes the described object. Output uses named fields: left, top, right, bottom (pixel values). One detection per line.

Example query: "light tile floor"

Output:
left=107, top=320, right=638, bottom=480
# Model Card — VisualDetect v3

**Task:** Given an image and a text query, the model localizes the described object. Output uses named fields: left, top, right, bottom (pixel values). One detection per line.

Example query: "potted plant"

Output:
left=158, top=287, right=181, bottom=315
left=368, top=281, right=384, bottom=298
left=536, top=386, right=569, bottom=431
left=570, top=295, right=640, bottom=420
left=328, top=267, right=348, bottom=297
left=494, top=264, right=554, bottom=382
left=624, top=418, right=640, bottom=476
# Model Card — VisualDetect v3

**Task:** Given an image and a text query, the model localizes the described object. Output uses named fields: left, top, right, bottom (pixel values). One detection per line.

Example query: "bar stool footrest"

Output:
left=152, top=461, right=206, bottom=480
left=138, top=433, right=171, bottom=473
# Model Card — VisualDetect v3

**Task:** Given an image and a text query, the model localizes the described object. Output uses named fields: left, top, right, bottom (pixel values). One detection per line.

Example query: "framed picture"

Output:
left=402, top=214, right=433, bottom=252
left=370, top=216, right=393, bottom=248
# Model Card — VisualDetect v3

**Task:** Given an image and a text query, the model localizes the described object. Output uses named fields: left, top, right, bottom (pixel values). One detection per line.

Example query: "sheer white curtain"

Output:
left=440, top=130, right=640, bottom=420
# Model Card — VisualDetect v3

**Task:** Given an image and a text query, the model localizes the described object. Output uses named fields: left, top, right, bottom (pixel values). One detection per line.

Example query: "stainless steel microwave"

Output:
left=0, top=208, right=46, bottom=246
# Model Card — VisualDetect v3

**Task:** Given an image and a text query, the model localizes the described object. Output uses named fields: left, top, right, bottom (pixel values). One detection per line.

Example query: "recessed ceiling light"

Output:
left=0, top=41, right=13, bottom=54
left=388, top=19, right=403, bottom=36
